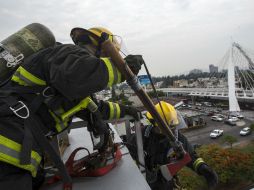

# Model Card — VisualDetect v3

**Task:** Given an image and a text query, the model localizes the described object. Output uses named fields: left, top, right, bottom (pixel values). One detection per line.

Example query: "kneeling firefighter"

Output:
left=126, top=101, right=218, bottom=190
left=0, top=24, right=144, bottom=190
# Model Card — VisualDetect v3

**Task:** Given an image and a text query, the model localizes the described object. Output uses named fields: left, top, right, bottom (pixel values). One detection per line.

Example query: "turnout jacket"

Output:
left=126, top=125, right=205, bottom=190
left=0, top=44, right=123, bottom=177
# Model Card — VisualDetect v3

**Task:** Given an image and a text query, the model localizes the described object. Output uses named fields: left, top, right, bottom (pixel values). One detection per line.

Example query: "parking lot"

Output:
left=182, top=113, right=253, bottom=147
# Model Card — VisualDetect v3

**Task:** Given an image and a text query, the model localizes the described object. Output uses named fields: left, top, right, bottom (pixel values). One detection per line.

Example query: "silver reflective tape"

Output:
left=87, top=101, right=98, bottom=112
left=0, top=144, right=39, bottom=168
left=14, top=71, right=34, bottom=86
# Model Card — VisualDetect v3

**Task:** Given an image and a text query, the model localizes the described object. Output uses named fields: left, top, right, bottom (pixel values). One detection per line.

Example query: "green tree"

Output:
left=178, top=167, right=207, bottom=190
left=249, top=123, right=254, bottom=131
left=221, top=135, right=238, bottom=148
left=197, top=144, right=254, bottom=184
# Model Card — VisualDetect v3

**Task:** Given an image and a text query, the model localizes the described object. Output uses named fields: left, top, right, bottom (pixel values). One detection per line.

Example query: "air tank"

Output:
left=0, top=23, right=56, bottom=85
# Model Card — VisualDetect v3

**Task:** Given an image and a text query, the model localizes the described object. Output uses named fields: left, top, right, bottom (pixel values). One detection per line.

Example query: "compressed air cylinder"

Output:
left=0, top=23, right=56, bottom=84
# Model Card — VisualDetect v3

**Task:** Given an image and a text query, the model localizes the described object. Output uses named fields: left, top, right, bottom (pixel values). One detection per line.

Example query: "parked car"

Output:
left=237, top=114, right=244, bottom=119
left=210, top=129, right=224, bottom=138
left=207, top=111, right=215, bottom=116
left=224, top=119, right=236, bottom=126
left=228, top=116, right=239, bottom=122
left=240, top=127, right=251, bottom=136
left=230, top=114, right=244, bottom=119
left=203, top=102, right=212, bottom=107
left=211, top=116, right=223, bottom=122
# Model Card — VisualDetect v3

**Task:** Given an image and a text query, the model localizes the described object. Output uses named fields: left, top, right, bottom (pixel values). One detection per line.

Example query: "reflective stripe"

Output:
left=108, top=102, right=121, bottom=120
left=11, top=75, right=27, bottom=86
left=61, top=97, right=97, bottom=121
left=11, top=66, right=46, bottom=86
left=87, top=100, right=98, bottom=113
left=0, top=135, right=41, bottom=177
left=193, top=158, right=205, bottom=172
left=115, top=103, right=121, bottom=119
left=51, top=97, right=98, bottom=132
left=117, top=68, right=121, bottom=83
left=49, top=109, right=69, bottom=133
left=101, top=58, right=121, bottom=87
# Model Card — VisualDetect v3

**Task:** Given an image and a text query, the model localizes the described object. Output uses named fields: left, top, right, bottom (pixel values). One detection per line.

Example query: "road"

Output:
left=182, top=116, right=253, bottom=146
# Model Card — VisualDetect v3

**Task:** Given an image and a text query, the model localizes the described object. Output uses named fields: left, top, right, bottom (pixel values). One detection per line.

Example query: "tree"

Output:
left=221, top=135, right=238, bottom=148
left=197, top=144, right=254, bottom=184
left=249, top=123, right=254, bottom=131
left=178, top=167, right=207, bottom=190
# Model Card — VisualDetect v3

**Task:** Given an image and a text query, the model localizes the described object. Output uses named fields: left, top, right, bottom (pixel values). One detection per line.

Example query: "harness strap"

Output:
left=26, top=114, right=72, bottom=189
left=0, top=88, right=72, bottom=190
left=20, top=125, right=33, bottom=164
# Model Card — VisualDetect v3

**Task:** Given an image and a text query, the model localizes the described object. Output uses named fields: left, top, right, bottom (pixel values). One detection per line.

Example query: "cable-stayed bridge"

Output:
left=159, top=42, right=254, bottom=112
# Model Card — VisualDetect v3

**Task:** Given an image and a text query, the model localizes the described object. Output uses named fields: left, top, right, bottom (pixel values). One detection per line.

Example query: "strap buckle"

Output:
left=42, top=86, right=55, bottom=98
left=10, top=101, right=30, bottom=119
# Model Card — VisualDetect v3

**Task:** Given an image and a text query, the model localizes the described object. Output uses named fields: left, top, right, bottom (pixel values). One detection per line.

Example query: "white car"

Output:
left=231, top=114, right=244, bottom=119
left=210, top=129, right=224, bottom=138
left=240, top=127, right=251, bottom=136
left=228, top=116, right=239, bottom=122
left=211, top=116, right=223, bottom=122
left=215, top=114, right=225, bottom=119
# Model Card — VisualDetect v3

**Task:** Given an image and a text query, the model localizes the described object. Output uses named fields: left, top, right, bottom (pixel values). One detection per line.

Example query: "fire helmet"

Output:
left=70, top=27, right=121, bottom=51
left=146, top=101, right=179, bottom=127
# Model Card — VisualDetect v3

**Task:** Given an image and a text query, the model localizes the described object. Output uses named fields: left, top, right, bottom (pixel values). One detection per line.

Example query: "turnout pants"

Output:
left=0, top=162, right=45, bottom=190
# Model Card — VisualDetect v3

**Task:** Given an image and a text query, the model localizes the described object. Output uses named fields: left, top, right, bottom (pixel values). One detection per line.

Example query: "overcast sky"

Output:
left=1, top=0, right=254, bottom=76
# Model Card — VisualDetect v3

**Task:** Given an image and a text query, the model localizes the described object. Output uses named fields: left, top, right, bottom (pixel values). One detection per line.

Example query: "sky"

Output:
left=1, top=0, right=254, bottom=76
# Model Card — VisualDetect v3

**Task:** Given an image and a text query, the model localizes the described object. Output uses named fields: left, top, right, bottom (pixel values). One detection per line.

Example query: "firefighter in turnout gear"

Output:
left=126, top=101, right=218, bottom=190
left=0, top=25, right=144, bottom=190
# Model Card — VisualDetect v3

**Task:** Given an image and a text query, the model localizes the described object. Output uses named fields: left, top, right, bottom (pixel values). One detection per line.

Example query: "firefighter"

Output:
left=126, top=101, right=218, bottom=190
left=0, top=26, right=144, bottom=190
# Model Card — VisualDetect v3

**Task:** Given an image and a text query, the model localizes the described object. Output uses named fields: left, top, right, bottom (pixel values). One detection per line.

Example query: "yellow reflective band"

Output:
left=11, top=75, right=27, bottom=86
left=108, top=102, right=114, bottom=119
left=0, top=135, right=41, bottom=177
left=61, top=97, right=96, bottom=121
left=12, top=66, right=46, bottom=86
left=101, top=58, right=120, bottom=87
left=18, top=66, right=46, bottom=85
left=49, top=109, right=69, bottom=133
left=193, top=158, right=205, bottom=172
left=115, top=103, right=121, bottom=119
left=108, top=102, right=121, bottom=119
left=117, top=69, right=121, bottom=83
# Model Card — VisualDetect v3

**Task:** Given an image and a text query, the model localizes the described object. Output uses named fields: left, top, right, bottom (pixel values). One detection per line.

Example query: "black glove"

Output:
left=124, top=105, right=141, bottom=121
left=124, top=55, right=144, bottom=75
left=197, top=163, right=218, bottom=189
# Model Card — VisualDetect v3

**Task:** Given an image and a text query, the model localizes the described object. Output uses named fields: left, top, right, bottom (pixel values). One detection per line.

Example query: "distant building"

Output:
left=173, top=79, right=188, bottom=88
left=189, top=69, right=202, bottom=74
left=155, top=81, right=164, bottom=88
left=209, top=64, right=218, bottom=73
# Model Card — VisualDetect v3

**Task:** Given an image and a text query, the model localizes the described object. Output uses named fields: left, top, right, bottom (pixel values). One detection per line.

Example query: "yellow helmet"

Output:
left=70, top=26, right=121, bottom=51
left=146, top=101, right=179, bottom=127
